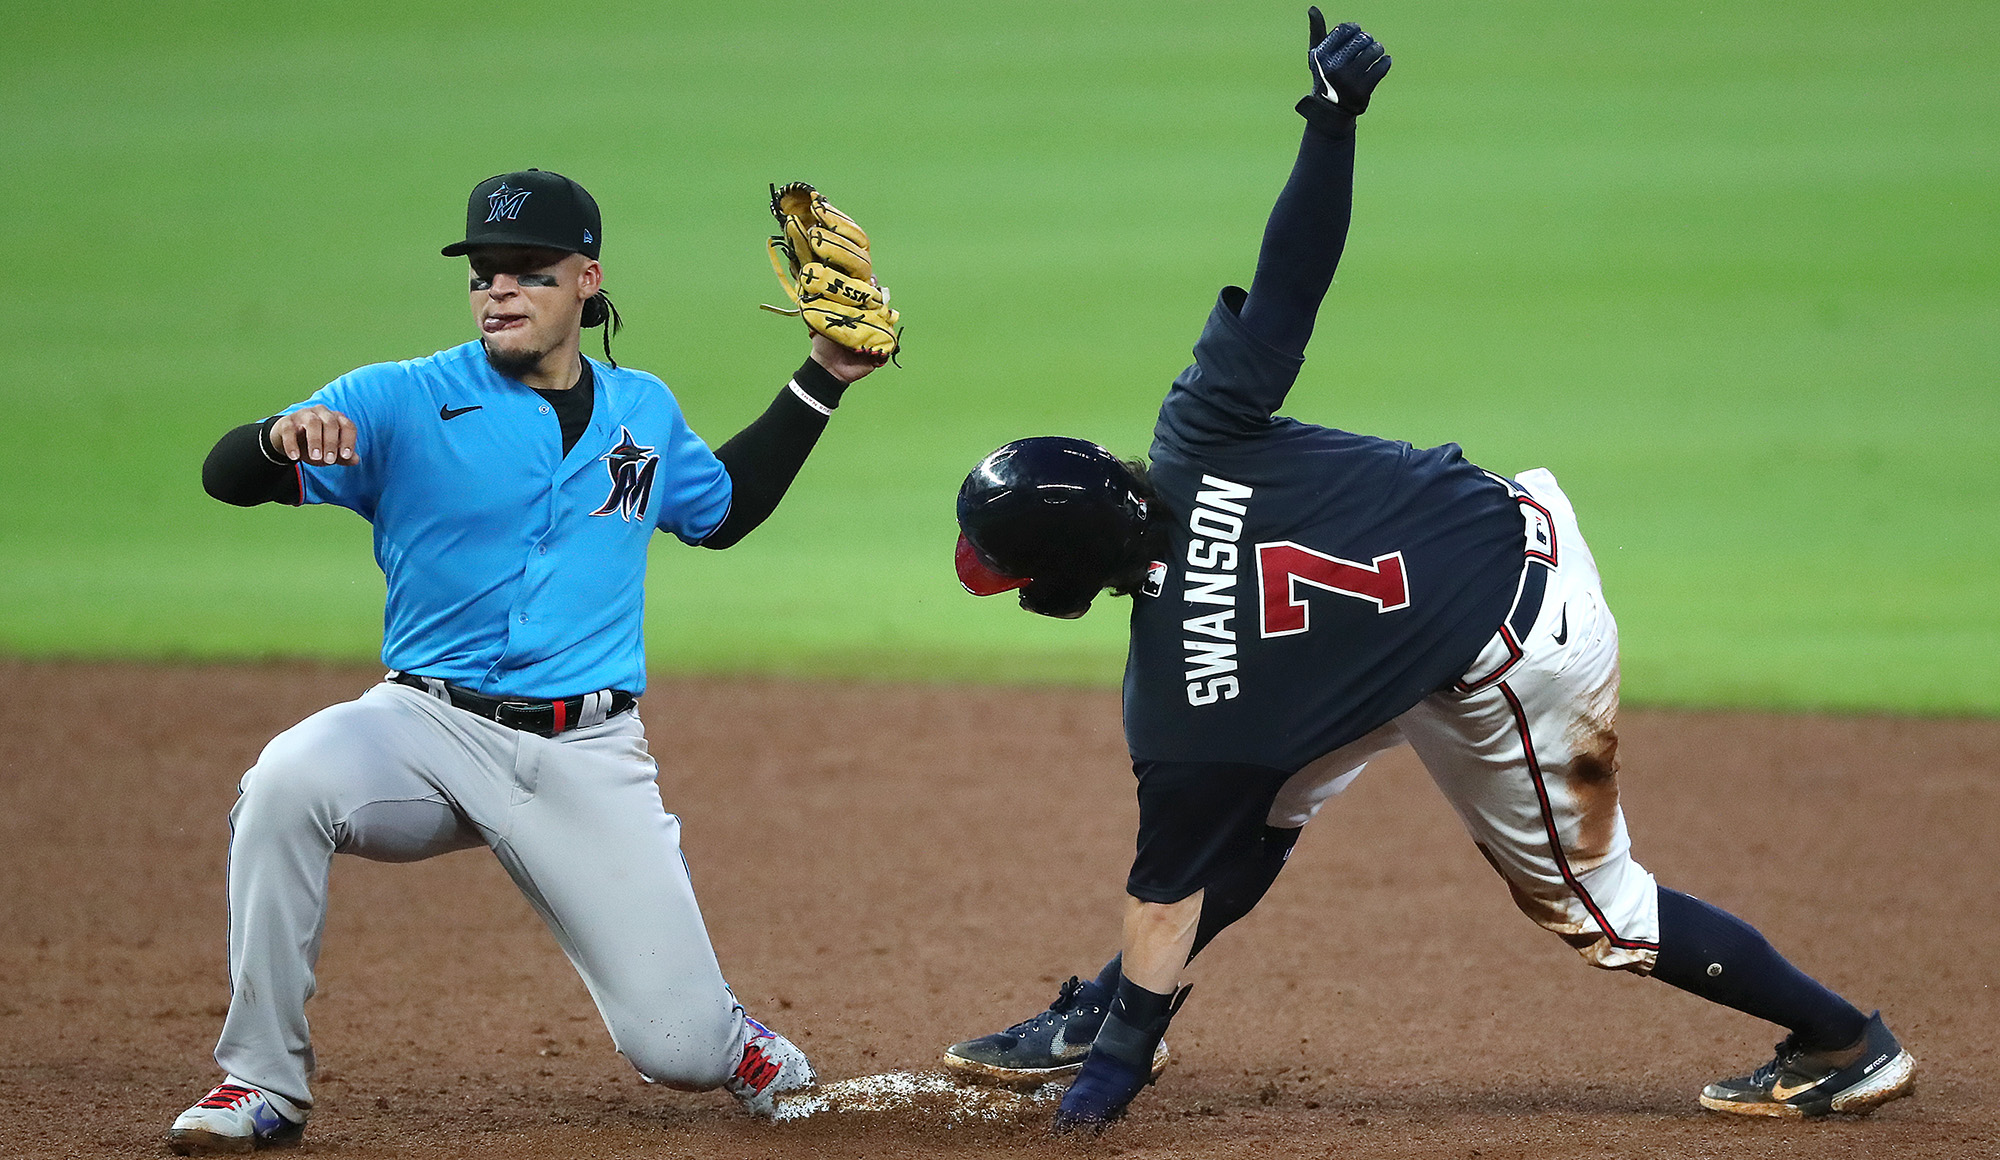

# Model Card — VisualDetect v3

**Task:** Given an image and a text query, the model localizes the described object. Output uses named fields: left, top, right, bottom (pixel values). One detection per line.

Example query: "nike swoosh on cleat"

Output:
left=440, top=404, right=483, bottom=420
left=1769, top=1074, right=1837, bottom=1102
left=1551, top=604, right=1569, bottom=645
left=1046, top=1022, right=1088, bottom=1062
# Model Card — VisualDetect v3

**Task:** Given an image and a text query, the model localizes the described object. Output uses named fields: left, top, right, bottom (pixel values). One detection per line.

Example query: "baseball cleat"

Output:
left=943, top=976, right=1170, bottom=1086
left=1700, top=1011, right=1915, bottom=1118
left=724, top=1016, right=817, bottom=1118
left=167, top=1078, right=306, bottom=1154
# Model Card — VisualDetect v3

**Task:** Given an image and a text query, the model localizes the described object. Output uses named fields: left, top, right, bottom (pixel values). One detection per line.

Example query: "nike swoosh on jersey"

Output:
left=1552, top=605, right=1569, bottom=645
left=440, top=404, right=483, bottom=420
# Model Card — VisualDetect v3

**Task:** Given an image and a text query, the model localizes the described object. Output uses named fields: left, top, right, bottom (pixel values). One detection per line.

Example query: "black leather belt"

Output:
left=389, top=672, right=635, bottom=737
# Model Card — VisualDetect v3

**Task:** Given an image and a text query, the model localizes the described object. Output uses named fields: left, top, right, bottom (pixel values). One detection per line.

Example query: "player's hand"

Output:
left=809, top=332, right=884, bottom=384
left=269, top=405, right=359, bottom=465
left=1302, top=9, right=1391, bottom=117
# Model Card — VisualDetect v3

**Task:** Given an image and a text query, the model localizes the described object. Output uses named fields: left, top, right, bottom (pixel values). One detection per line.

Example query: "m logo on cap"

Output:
left=485, top=184, right=533, bottom=223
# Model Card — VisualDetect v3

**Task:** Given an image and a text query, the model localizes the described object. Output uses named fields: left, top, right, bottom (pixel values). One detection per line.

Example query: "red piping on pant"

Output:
left=1497, top=680, right=1657, bottom=952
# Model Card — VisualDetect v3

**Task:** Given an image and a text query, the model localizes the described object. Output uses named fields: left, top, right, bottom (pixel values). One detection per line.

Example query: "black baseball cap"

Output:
left=441, top=169, right=602, bottom=260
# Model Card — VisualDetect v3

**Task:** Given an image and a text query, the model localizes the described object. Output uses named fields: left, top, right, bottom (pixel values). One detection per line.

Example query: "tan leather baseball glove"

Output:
left=760, top=182, right=900, bottom=363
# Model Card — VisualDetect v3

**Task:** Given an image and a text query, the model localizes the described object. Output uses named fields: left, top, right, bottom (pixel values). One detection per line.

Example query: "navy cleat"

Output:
left=943, top=976, right=1170, bottom=1086
left=1700, top=1011, right=1915, bottom=1118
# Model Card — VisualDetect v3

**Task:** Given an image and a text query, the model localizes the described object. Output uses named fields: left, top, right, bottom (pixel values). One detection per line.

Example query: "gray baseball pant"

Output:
left=213, top=680, right=748, bottom=1112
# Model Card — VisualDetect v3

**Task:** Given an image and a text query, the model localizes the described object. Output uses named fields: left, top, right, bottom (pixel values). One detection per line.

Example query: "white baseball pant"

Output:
left=1267, top=468, right=1660, bottom=972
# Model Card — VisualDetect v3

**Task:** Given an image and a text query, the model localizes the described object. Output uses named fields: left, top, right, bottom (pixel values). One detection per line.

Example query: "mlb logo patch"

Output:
left=1142, top=560, right=1169, bottom=598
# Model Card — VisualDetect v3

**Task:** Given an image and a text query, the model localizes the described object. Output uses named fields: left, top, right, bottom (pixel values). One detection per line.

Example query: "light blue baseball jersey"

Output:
left=284, top=341, right=731, bottom=699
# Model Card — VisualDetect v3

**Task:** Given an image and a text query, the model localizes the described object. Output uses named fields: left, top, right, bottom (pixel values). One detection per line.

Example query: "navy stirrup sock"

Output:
left=1652, top=886, right=1867, bottom=1051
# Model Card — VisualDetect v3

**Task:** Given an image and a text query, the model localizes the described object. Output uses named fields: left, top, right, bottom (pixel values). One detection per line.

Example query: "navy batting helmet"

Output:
left=955, top=436, right=1157, bottom=619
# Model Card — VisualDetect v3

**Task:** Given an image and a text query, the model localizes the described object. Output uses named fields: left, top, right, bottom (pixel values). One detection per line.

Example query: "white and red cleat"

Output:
left=723, top=1016, right=816, bottom=1118
left=167, top=1078, right=306, bottom=1154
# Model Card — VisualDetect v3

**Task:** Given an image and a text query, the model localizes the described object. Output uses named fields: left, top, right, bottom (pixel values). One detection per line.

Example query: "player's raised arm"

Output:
left=1240, top=10, right=1384, bottom=358
left=1236, top=10, right=1390, bottom=357
left=1152, top=12, right=1391, bottom=446
left=697, top=185, right=893, bottom=550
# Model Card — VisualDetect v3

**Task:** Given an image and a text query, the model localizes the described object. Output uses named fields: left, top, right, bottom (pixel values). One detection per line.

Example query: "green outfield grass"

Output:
left=3, top=1, right=1995, bottom=713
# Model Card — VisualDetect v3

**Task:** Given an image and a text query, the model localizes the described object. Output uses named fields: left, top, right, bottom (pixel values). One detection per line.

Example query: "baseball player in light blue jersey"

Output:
left=173, top=169, right=885, bottom=1153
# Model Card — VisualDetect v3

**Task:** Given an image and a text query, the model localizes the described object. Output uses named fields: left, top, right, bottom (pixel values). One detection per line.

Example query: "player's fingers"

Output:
left=1324, top=25, right=1367, bottom=68
left=298, top=411, right=328, bottom=463
left=333, top=414, right=359, bottom=464
left=304, top=407, right=345, bottom=464
left=1352, top=41, right=1385, bottom=77
left=270, top=416, right=302, bottom=462
left=1307, top=6, right=1326, bottom=48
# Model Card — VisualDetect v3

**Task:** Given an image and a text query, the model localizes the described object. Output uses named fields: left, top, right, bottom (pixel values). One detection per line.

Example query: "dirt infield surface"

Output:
left=2, top=660, right=1995, bottom=1160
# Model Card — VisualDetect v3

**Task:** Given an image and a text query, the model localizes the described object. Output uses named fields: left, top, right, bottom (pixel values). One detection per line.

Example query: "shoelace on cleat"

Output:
left=734, top=1040, right=782, bottom=1092
left=1001, top=977, right=1090, bottom=1036
left=196, top=1084, right=260, bottom=1109
left=1748, top=1035, right=1808, bottom=1086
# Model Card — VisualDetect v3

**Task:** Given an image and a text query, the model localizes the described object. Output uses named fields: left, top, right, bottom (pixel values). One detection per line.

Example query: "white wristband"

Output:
left=787, top=379, right=834, bottom=417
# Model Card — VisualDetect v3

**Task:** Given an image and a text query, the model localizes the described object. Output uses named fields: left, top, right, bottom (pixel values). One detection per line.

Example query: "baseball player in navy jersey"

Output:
left=945, top=12, right=1914, bottom=1133
left=171, top=169, right=884, bottom=1153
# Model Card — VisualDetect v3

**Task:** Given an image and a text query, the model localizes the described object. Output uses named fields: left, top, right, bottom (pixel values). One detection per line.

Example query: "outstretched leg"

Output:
left=1404, top=469, right=1911, bottom=1115
left=1652, top=886, right=1864, bottom=1048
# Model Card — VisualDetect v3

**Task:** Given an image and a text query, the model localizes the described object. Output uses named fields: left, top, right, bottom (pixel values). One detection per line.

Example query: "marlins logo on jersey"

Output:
left=592, top=427, right=659, bottom=521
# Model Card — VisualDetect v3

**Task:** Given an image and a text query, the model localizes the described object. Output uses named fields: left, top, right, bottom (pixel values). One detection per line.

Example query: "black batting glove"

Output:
left=1297, top=8, right=1391, bottom=132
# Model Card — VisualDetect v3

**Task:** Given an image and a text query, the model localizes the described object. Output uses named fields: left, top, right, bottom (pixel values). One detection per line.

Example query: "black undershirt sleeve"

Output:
left=202, top=417, right=301, bottom=506
left=699, top=358, right=850, bottom=550
left=1236, top=114, right=1359, bottom=358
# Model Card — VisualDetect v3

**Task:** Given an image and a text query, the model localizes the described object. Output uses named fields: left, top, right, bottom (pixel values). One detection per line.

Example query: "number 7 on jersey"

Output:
left=1256, top=542, right=1410, bottom=637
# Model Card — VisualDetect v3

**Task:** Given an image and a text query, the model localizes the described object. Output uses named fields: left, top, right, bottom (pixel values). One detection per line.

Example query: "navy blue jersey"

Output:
left=1123, top=288, right=1523, bottom=774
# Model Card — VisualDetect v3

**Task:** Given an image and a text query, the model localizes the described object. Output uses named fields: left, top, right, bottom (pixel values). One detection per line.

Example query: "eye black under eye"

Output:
left=518, top=273, right=559, bottom=288
left=470, top=276, right=493, bottom=291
